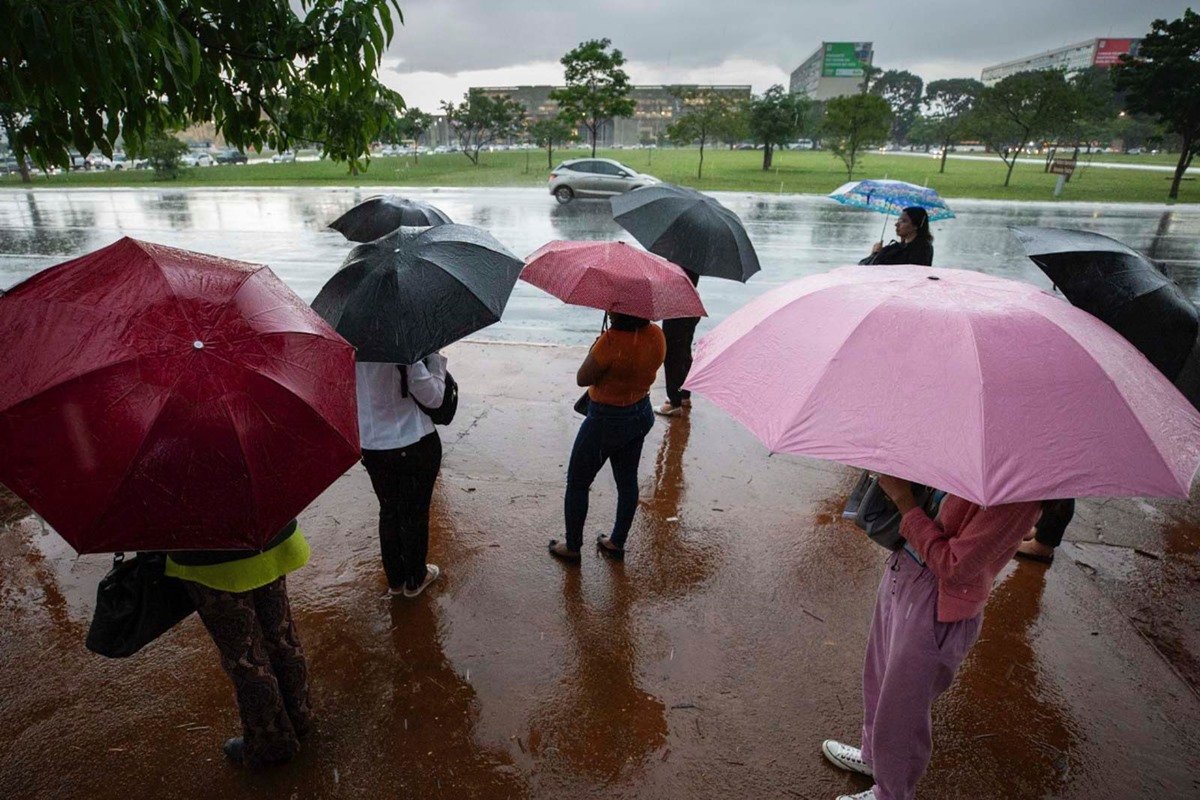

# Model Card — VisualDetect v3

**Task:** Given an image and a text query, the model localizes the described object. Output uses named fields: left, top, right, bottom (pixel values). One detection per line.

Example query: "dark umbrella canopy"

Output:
left=328, top=195, right=452, bottom=242
left=611, top=184, right=760, bottom=282
left=312, top=223, right=523, bottom=364
left=1012, top=226, right=1200, bottom=406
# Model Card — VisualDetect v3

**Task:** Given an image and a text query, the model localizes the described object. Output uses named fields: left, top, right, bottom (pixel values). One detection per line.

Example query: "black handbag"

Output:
left=399, top=365, right=459, bottom=426
left=843, top=471, right=941, bottom=551
left=573, top=390, right=590, bottom=416
left=85, top=552, right=196, bottom=658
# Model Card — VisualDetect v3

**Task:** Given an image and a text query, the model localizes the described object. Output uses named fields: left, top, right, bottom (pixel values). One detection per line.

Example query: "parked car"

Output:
left=180, top=151, right=214, bottom=167
left=214, top=149, right=248, bottom=164
left=548, top=158, right=659, bottom=203
left=271, top=151, right=296, bottom=163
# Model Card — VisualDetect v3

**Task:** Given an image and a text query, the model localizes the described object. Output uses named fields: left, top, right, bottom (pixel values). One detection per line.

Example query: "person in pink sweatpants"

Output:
left=821, top=476, right=1042, bottom=800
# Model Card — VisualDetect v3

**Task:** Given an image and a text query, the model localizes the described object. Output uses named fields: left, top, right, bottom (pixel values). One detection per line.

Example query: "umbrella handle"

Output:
left=880, top=213, right=889, bottom=243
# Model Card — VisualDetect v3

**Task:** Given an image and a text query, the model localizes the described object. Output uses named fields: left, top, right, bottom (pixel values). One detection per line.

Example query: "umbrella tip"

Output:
left=927, top=276, right=940, bottom=281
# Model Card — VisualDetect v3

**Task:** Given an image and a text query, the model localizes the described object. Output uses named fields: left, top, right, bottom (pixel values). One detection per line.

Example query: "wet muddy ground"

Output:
left=2, top=342, right=1199, bottom=799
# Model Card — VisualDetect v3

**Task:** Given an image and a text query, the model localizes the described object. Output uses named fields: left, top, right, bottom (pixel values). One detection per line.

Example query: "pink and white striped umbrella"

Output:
left=522, top=240, right=707, bottom=320
left=684, top=265, right=1200, bottom=506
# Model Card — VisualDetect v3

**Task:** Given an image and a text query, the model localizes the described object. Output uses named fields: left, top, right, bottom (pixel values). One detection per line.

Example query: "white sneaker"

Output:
left=822, top=739, right=874, bottom=777
left=836, top=791, right=876, bottom=800
left=402, top=564, right=441, bottom=598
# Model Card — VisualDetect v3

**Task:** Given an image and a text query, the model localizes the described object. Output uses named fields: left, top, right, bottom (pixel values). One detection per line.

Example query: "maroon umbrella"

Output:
left=0, top=237, right=360, bottom=554
left=522, top=240, right=707, bottom=320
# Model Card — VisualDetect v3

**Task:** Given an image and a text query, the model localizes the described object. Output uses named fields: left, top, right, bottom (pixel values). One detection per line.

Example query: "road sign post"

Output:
left=1049, top=158, right=1077, bottom=197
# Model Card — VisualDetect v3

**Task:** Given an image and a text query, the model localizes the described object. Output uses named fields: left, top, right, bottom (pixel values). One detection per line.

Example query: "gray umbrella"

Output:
left=610, top=184, right=760, bottom=282
left=328, top=195, right=452, bottom=242
left=312, top=224, right=522, bottom=364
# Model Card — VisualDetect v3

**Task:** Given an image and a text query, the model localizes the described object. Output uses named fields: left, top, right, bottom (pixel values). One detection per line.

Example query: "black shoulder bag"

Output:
left=85, top=552, right=196, bottom=658
left=399, top=365, right=459, bottom=426
left=842, top=471, right=941, bottom=551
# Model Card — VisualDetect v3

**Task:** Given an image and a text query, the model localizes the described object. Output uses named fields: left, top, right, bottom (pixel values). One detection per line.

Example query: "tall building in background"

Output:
left=981, top=38, right=1141, bottom=84
left=473, top=84, right=751, bottom=147
left=789, top=42, right=874, bottom=100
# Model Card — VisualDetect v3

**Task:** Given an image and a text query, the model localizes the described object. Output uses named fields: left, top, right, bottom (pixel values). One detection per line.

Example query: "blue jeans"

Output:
left=564, top=397, right=654, bottom=550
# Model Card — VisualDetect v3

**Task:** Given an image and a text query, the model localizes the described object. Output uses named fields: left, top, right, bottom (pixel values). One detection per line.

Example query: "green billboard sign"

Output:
left=822, top=42, right=869, bottom=78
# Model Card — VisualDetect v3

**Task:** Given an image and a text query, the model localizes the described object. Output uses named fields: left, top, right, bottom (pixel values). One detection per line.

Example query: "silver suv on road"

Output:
left=548, top=158, right=659, bottom=203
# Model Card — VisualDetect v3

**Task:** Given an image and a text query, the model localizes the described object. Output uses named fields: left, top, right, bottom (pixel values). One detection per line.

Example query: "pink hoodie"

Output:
left=900, top=495, right=1042, bottom=622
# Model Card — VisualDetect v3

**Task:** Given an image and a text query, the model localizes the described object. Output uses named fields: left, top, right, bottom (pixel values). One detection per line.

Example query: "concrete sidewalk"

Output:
left=1, top=341, right=1198, bottom=799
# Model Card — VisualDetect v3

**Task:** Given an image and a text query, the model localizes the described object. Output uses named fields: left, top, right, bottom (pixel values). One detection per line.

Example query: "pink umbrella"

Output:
left=522, top=240, right=707, bottom=320
left=684, top=265, right=1200, bottom=506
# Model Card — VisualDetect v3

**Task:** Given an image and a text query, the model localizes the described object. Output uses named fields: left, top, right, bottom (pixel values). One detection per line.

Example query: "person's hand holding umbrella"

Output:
left=877, top=474, right=918, bottom=514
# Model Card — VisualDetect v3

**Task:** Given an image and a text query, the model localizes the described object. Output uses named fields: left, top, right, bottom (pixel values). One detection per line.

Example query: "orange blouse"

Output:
left=587, top=325, right=667, bottom=407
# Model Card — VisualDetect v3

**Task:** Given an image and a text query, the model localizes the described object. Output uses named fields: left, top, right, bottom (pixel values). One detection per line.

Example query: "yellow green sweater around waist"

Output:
left=166, top=529, right=310, bottom=593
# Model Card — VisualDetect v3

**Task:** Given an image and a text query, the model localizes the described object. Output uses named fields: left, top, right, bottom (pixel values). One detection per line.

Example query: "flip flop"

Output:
left=548, top=539, right=581, bottom=563
left=1014, top=549, right=1054, bottom=565
left=596, top=535, right=625, bottom=560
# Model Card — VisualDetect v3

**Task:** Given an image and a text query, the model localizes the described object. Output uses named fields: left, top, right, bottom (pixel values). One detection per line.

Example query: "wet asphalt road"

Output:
left=1, top=187, right=1199, bottom=347
left=2, top=342, right=1200, bottom=800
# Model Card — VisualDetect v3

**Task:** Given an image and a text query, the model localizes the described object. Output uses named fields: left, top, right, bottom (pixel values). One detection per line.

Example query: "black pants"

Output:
left=361, top=432, right=442, bottom=589
left=662, top=316, right=701, bottom=407
left=1034, top=498, right=1075, bottom=549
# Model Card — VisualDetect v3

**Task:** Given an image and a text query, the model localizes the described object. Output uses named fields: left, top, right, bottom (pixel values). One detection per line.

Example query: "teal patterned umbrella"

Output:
left=828, top=179, right=956, bottom=221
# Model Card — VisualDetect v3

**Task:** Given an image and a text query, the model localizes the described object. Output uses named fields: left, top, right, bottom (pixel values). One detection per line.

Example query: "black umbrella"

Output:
left=1012, top=225, right=1200, bottom=408
left=610, top=184, right=760, bottom=282
left=312, top=224, right=523, bottom=364
left=328, top=195, right=452, bottom=242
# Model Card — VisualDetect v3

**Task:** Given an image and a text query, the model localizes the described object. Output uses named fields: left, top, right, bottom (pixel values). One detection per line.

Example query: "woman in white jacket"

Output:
left=356, top=353, right=447, bottom=598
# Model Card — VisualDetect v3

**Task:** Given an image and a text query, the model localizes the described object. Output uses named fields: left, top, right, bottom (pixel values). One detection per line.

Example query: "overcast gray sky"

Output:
left=377, top=1, right=1191, bottom=110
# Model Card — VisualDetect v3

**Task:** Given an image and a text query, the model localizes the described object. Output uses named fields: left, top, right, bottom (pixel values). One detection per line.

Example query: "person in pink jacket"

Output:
left=821, top=475, right=1042, bottom=800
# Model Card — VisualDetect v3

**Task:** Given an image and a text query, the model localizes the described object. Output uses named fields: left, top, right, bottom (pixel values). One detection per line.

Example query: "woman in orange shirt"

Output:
left=549, top=312, right=666, bottom=562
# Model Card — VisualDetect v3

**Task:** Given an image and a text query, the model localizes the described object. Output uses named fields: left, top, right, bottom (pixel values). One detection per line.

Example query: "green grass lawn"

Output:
left=3, top=147, right=1195, bottom=204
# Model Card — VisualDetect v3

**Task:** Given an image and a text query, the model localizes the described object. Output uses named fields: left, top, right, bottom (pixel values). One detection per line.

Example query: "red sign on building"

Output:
left=1093, top=38, right=1140, bottom=67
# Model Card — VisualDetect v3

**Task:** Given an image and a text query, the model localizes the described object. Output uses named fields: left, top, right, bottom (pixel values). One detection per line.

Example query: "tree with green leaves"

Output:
left=748, top=85, right=809, bottom=171
left=286, top=79, right=404, bottom=174
left=0, top=0, right=404, bottom=182
left=870, top=70, right=924, bottom=144
left=393, top=107, right=434, bottom=162
left=550, top=38, right=636, bottom=156
left=717, top=98, right=751, bottom=150
left=1114, top=8, right=1200, bottom=200
left=666, top=88, right=739, bottom=179
left=966, top=70, right=1080, bottom=187
left=528, top=116, right=577, bottom=169
left=441, top=90, right=526, bottom=166
left=136, top=131, right=190, bottom=180
left=922, top=78, right=984, bottom=173
left=822, top=94, right=892, bottom=180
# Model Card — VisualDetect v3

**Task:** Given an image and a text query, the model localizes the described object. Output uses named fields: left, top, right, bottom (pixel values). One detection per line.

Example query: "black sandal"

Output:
left=596, top=535, right=625, bottom=560
left=548, top=539, right=581, bottom=562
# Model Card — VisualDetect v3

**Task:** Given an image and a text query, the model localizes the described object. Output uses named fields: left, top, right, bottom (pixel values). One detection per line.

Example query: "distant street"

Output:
left=2, top=187, right=1198, bottom=348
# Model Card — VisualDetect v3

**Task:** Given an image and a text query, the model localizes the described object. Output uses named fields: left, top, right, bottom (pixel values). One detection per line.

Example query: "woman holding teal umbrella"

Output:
left=859, top=206, right=934, bottom=266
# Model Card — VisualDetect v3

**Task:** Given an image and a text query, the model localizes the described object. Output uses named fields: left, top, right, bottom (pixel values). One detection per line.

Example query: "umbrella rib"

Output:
left=225, top=360, right=362, bottom=470
left=79, top=365, right=193, bottom=549
left=0, top=357, right=142, bottom=415
left=1024, top=302, right=1185, bottom=496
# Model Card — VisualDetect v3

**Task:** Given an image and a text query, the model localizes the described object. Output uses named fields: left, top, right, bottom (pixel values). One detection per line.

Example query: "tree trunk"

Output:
left=1004, top=147, right=1021, bottom=187
left=697, top=137, right=705, bottom=180
left=939, top=138, right=949, bottom=174
left=18, top=158, right=31, bottom=184
left=1168, top=136, right=1193, bottom=200
left=547, top=144, right=553, bottom=169
left=762, top=144, right=773, bottom=171
left=591, top=120, right=598, bottom=157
